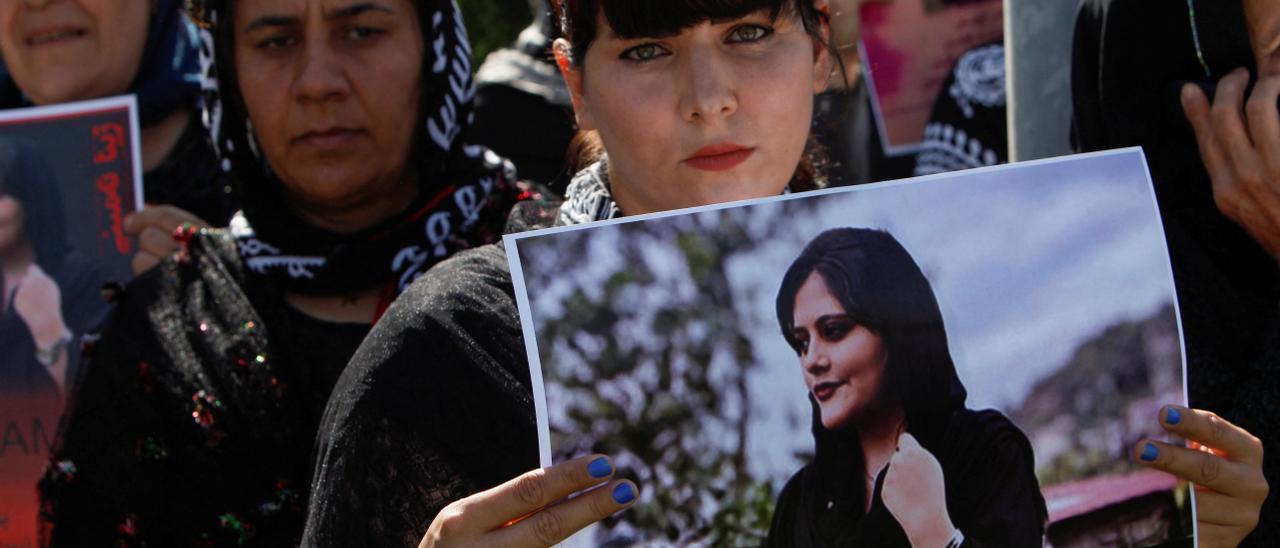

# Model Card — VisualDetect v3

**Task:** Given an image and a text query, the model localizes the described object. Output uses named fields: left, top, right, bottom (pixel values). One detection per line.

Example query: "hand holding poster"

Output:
left=0, top=96, right=141, bottom=545
left=507, top=149, right=1194, bottom=546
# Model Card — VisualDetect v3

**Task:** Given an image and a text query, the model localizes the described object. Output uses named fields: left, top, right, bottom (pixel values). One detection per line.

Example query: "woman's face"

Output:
left=559, top=2, right=832, bottom=215
left=0, top=195, right=26, bottom=251
left=234, top=0, right=424, bottom=228
left=0, top=0, right=150, bottom=105
left=790, top=271, right=888, bottom=430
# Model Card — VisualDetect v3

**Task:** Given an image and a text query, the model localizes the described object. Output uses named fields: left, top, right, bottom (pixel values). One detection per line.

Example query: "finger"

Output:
left=1247, top=74, right=1280, bottom=162
left=132, top=253, right=160, bottom=276
left=1183, top=83, right=1233, bottom=186
left=138, top=227, right=178, bottom=258
left=1134, top=440, right=1257, bottom=497
left=462, top=455, right=616, bottom=532
left=1213, top=69, right=1263, bottom=172
left=1159, top=406, right=1264, bottom=466
left=489, top=480, right=638, bottom=548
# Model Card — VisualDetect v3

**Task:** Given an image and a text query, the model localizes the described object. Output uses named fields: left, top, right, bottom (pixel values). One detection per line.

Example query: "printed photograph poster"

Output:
left=858, top=0, right=1004, bottom=155
left=0, top=96, right=142, bottom=545
left=507, top=149, right=1195, bottom=547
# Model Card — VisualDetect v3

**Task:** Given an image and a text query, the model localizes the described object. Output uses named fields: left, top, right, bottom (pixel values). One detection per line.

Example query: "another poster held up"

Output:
left=0, top=96, right=142, bottom=545
left=507, top=149, right=1195, bottom=547
left=859, top=0, right=1004, bottom=157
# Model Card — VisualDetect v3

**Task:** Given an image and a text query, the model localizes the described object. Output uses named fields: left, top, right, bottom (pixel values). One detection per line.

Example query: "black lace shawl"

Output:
left=1073, top=2, right=1280, bottom=544
left=302, top=196, right=561, bottom=546
left=39, top=231, right=369, bottom=546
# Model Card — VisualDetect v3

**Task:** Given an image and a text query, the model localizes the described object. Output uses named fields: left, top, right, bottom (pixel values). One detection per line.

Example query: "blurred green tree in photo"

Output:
left=460, top=0, right=535, bottom=65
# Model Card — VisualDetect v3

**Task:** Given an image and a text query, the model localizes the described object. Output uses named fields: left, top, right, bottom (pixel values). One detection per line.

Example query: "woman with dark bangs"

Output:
left=770, top=228, right=1046, bottom=547
left=303, top=0, right=836, bottom=545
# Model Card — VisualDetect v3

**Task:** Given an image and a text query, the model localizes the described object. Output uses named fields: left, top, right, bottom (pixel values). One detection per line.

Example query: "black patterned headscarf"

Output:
left=185, top=0, right=520, bottom=295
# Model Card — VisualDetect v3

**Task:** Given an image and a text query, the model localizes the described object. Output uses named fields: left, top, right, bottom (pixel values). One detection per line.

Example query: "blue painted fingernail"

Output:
left=612, top=482, right=636, bottom=504
left=1141, top=443, right=1159, bottom=462
left=588, top=457, right=613, bottom=479
left=1166, top=407, right=1182, bottom=425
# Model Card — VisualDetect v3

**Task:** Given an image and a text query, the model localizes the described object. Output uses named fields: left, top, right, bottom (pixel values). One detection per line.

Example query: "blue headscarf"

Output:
left=0, top=0, right=200, bottom=126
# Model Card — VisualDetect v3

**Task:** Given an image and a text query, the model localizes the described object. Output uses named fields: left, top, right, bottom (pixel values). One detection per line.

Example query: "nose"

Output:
left=678, top=46, right=738, bottom=124
left=293, top=38, right=350, bottom=104
left=802, top=342, right=829, bottom=376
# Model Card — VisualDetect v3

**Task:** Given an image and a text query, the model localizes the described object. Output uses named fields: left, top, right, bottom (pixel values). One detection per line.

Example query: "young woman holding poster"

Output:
left=769, top=227, right=1045, bottom=547
left=37, top=0, right=524, bottom=544
left=0, top=0, right=238, bottom=273
left=308, top=1, right=1266, bottom=547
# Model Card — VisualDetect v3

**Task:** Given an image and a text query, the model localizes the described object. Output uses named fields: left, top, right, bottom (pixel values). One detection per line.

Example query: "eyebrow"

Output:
left=243, top=2, right=394, bottom=33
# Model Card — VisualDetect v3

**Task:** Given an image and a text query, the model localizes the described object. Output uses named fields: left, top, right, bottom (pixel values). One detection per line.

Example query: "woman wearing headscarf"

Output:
left=37, top=0, right=523, bottom=544
left=0, top=0, right=237, bottom=273
left=768, top=228, right=1045, bottom=547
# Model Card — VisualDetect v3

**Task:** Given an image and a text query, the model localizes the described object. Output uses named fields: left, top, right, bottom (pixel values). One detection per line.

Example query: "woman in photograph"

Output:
left=769, top=227, right=1045, bottom=547
left=0, top=137, right=104, bottom=401
left=0, top=0, right=237, bottom=273
left=37, top=0, right=523, bottom=544
left=307, top=0, right=1268, bottom=546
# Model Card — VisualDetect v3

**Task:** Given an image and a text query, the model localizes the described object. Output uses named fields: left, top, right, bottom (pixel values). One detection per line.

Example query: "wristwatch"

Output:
left=36, top=328, right=74, bottom=367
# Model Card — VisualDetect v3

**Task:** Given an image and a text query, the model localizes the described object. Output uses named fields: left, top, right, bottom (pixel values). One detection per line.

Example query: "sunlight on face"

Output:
left=561, top=4, right=832, bottom=215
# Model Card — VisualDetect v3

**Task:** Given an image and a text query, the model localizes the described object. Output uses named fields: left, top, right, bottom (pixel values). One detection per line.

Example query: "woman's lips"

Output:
left=813, top=381, right=844, bottom=402
left=683, top=143, right=755, bottom=172
left=295, top=128, right=366, bottom=151
left=26, top=28, right=87, bottom=48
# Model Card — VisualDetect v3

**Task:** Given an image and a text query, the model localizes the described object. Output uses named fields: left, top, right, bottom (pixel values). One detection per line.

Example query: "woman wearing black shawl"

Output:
left=37, top=0, right=523, bottom=545
left=766, top=228, right=1046, bottom=547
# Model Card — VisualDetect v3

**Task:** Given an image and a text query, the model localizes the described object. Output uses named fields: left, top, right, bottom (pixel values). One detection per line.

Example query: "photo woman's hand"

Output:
left=420, top=454, right=639, bottom=548
left=1134, top=406, right=1268, bottom=548
left=12, top=263, right=70, bottom=390
left=882, top=433, right=958, bottom=547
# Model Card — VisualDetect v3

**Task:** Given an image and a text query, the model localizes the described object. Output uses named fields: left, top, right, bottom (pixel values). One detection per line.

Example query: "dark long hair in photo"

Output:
left=0, top=136, right=70, bottom=275
left=770, top=227, right=1047, bottom=547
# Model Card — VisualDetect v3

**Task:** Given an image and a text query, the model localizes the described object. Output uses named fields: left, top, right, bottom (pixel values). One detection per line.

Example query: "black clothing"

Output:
left=302, top=194, right=561, bottom=546
left=40, top=231, right=369, bottom=546
left=142, top=114, right=237, bottom=227
left=768, top=410, right=1044, bottom=548
left=814, top=78, right=917, bottom=188
left=914, top=42, right=1008, bottom=176
left=0, top=257, right=105, bottom=400
left=1073, top=2, right=1280, bottom=545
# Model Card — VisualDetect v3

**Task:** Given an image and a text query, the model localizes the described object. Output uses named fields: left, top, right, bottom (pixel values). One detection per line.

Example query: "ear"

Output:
left=554, top=38, right=597, bottom=131
left=811, top=0, right=835, bottom=94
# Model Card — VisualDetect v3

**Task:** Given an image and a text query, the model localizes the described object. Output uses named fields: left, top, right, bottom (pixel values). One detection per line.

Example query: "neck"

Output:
left=857, top=403, right=906, bottom=477
left=141, top=108, right=192, bottom=172
left=605, top=161, right=657, bottom=216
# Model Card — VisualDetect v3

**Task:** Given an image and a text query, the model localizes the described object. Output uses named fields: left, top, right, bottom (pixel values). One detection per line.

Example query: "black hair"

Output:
left=551, top=0, right=828, bottom=67
left=551, top=0, right=839, bottom=191
left=0, top=137, right=70, bottom=274
left=775, top=228, right=967, bottom=437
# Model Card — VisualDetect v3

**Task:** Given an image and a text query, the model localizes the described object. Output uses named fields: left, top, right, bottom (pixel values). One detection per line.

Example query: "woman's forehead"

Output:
left=235, top=0, right=409, bottom=23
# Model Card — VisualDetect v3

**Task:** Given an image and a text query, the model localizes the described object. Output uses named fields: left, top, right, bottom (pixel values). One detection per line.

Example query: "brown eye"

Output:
left=790, top=330, right=809, bottom=355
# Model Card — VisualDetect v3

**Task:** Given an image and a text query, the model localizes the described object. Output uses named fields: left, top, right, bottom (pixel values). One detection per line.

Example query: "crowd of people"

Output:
left=0, top=0, right=1274, bottom=546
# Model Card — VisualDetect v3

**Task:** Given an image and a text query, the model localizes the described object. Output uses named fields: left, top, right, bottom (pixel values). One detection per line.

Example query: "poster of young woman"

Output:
left=507, top=148, right=1194, bottom=546
left=0, top=96, right=141, bottom=545
left=858, top=0, right=1004, bottom=156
